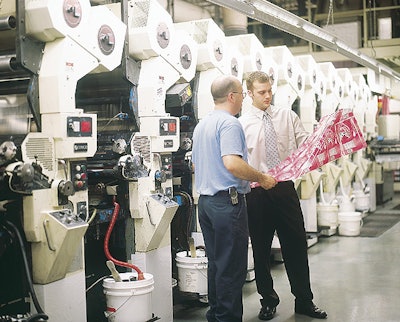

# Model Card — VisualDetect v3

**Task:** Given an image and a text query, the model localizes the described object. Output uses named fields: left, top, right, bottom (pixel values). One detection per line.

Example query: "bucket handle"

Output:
left=103, top=294, right=135, bottom=318
left=337, top=219, right=363, bottom=228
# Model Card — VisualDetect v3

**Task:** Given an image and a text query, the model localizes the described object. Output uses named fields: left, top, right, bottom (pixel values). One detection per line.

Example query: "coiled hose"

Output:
left=103, top=196, right=144, bottom=280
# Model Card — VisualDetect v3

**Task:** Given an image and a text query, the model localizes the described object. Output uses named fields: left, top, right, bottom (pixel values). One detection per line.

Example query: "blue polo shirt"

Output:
left=192, top=109, right=250, bottom=195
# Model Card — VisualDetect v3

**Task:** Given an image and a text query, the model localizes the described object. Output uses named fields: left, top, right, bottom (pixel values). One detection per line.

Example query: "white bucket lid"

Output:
left=338, top=211, right=361, bottom=216
left=317, top=203, right=339, bottom=210
left=103, top=272, right=154, bottom=290
left=176, top=249, right=207, bottom=264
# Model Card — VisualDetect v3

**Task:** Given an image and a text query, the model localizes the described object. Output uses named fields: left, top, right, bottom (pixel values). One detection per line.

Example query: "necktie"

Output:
left=263, top=111, right=280, bottom=169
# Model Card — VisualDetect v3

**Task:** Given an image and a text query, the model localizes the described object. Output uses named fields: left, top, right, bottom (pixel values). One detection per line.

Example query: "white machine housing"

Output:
left=295, top=54, right=322, bottom=132
left=337, top=68, right=358, bottom=110
left=25, top=0, right=92, bottom=43
left=226, top=34, right=265, bottom=77
left=265, top=46, right=304, bottom=107
left=318, top=62, right=344, bottom=116
left=175, top=18, right=227, bottom=73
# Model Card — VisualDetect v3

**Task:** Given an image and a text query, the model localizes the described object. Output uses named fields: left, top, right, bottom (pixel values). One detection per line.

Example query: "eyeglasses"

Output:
left=232, top=91, right=247, bottom=98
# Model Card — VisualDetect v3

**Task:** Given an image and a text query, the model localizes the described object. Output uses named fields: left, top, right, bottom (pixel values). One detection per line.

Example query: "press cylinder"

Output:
left=0, top=15, right=16, bottom=31
left=0, top=56, right=19, bottom=72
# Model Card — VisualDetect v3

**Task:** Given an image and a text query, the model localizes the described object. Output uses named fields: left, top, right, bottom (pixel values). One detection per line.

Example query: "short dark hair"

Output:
left=246, top=71, right=270, bottom=91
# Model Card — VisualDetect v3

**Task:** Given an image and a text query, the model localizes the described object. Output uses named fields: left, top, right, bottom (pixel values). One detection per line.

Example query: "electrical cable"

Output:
left=172, top=190, right=199, bottom=255
left=3, top=220, right=48, bottom=321
left=178, top=191, right=194, bottom=246
left=100, top=112, right=129, bottom=132
left=103, top=196, right=144, bottom=280
left=85, top=275, right=109, bottom=293
left=7, top=173, right=31, bottom=195
left=87, top=208, right=97, bottom=225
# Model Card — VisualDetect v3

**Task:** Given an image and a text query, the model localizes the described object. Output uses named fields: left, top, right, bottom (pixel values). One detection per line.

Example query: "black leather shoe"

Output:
left=258, top=305, right=276, bottom=320
left=295, top=302, right=327, bottom=319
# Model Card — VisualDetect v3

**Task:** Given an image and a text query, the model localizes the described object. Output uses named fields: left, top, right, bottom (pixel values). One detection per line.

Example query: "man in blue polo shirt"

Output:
left=192, top=74, right=276, bottom=322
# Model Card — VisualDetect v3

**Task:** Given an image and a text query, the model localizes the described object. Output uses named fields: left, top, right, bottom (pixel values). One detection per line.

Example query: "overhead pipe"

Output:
left=158, top=0, right=212, bottom=22
left=222, top=7, right=247, bottom=35
left=159, top=1, right=247, bottom=39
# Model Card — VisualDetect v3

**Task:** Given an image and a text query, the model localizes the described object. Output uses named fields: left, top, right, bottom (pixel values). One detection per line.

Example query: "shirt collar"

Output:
left=250, top=104, right=274, bottom=119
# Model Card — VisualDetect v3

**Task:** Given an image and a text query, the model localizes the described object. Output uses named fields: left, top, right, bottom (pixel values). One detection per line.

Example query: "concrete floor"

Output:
left=173, top=196, right=400, bottom=322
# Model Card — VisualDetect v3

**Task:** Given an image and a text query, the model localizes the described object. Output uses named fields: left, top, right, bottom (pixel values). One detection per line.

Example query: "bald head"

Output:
left=211, top=75, right=242, bottom=103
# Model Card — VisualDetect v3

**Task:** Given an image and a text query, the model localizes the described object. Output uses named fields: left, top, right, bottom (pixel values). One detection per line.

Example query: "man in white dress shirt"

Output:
left=239, top=71, right=327, bottom=320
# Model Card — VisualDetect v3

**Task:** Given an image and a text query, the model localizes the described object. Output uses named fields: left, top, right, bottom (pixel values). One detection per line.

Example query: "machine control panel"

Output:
left=67, top=116, right=93, bottom=137
left=151, top=193, right=178, bottom=206
left=161, top=153, right=173, bottom=179
left=159, top=118, right=177, bottom=136
left=70, top=161, right=88, bottom=191
left=49, top=209, right=86, bottom=227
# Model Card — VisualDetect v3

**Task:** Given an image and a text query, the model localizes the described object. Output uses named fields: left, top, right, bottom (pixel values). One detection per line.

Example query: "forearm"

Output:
left=222, top=155, right=264, bottom=182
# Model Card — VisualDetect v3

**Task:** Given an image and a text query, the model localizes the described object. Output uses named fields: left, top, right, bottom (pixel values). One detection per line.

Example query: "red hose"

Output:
left=104, top=196, right=144, bottom=280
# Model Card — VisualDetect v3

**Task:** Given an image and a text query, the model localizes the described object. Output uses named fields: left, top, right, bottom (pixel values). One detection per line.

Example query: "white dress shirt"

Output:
left=239, top=104, right=309, bottom=173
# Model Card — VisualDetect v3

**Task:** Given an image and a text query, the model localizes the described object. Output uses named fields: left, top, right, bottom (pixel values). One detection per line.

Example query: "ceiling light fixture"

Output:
left=206, top=0, right=400, bottom=82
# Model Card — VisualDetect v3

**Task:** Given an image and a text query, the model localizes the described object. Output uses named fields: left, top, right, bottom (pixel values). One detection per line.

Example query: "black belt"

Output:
left=213, top=190, right=244, bottom=197
left=213, top=188, right=243, bottom=205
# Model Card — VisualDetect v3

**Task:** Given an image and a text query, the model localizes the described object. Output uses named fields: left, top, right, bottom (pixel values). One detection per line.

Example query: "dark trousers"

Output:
left=198, top=192, right=248, bottom=322
left=246, top=181, right=313, bottom=307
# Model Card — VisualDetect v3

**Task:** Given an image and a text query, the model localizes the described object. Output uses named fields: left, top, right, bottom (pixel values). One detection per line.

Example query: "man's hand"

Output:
left=222, top=155, right=277, bottom=189
left=258, top=173, right=277, bottom=190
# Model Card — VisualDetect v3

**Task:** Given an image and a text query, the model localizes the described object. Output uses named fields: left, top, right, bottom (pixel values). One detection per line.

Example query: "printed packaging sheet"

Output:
left=251, top=109, right=367, bottom=187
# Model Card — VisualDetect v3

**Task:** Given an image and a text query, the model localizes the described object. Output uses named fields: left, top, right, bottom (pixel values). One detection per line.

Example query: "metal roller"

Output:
left=0, top=55, right=19, bottom=72
left=0, top=15, right=16, bottom=31
left=0, top=94, right=30, bottom=135
left=0, top=6, right=17, bottom=51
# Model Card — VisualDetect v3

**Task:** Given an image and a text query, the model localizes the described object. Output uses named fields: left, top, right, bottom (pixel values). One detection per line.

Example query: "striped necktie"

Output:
left=263, top=111, right=280, bottom=169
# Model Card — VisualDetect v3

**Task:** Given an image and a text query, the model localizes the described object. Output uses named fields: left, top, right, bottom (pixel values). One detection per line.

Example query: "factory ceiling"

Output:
left=179, top=0, right=400, bottom=77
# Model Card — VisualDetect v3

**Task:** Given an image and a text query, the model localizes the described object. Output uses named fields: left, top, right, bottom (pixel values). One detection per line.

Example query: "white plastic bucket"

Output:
left=354, top=191, right=370, bottom=212
left=103, top=272, right=154, bottom=322
left=337, top=195, right=356, bottom=212
left=176, top=249, right=208, bottom=295
left=317, top=203, right=339, bottom=229
left=338, top=212, right=363, bottom=236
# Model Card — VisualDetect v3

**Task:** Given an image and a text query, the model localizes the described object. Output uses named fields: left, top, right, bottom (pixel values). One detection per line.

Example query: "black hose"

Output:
left=4, top=220, right=48, bottom=320
left=25, top=313, right=49, bottom=322
left=178, top=191, right=194, bottom=245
